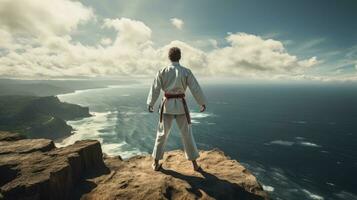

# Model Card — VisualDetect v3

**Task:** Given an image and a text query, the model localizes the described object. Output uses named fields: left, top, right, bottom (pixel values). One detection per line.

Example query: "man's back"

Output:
left=160, top=62, right=191, bottom=94
left=147, top=62, right=206, bottom=114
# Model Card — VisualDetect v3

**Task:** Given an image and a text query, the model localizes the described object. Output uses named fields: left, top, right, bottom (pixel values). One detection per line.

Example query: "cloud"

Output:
left=0, top=0, right=94, bottom=38
left=209, top=39, right=219, bottom=49
left=0, top=5, right=324, bottom=80
left=298, top=56, right=321, bottom=68
left=294, top=38, right=326, bottom=52
left=193, top=39, right=219, bottom=49
left=170, top=18, right=184, bottom=30
left=207, top=33, right=318, bottom=77
left=103, top=18, right=152, bottom=46
left=158, top=40, right=208, bottom=74
left=100, top=38, right=112, bottom=46
left=0, top=29, right=14, bottom=49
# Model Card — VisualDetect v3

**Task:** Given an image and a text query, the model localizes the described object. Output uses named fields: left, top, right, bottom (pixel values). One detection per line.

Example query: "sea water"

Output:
left=56, top=82, right=357, bottom=200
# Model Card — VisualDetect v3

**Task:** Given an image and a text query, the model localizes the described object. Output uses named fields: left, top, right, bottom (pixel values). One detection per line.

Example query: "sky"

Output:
left=0, top=0, right=356, bottom=81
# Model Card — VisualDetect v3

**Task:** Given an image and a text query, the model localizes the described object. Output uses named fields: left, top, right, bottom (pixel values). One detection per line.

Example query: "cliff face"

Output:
left=0, top=131, right=107, bottom=200
left=0, top=131, right=269, bottom=200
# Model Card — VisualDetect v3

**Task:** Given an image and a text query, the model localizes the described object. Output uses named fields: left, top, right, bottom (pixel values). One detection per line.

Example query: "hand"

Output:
left=148, top=105, right=154, bottom=113
left=200, top=104, right=206, bottom=112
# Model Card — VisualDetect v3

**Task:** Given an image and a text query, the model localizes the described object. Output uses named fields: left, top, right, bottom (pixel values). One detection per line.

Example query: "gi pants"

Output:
left=152, top=114, right=199, bottom=161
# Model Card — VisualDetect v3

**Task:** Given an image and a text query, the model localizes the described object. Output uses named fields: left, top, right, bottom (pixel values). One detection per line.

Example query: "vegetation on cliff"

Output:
left=0, top=96, right=90, bottom=139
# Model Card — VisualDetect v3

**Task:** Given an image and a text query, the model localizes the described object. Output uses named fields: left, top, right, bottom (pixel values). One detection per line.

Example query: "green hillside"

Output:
left=0, top=96, right=91, bottom=139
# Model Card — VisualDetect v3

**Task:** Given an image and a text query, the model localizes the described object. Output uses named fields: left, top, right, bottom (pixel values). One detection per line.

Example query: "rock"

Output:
left=0, top=138, right=55, bottom=155
left=0, top=133, right=108, bottom=200
left=0, top=131, right=25, bottom=141
left=80, top=149, right=269, bottom=200
left=0, top=131, right=268, bottom=200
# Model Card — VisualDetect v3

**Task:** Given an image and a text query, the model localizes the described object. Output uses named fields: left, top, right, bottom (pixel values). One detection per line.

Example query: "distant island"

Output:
left=0, top=95, right=91, bottom=140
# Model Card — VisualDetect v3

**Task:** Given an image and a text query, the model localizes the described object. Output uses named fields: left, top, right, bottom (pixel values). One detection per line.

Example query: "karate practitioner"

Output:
left=147, top=47, right=207, bottom=171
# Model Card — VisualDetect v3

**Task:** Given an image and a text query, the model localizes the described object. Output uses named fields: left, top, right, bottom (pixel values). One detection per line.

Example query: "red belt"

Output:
left=160, top=93, right=191, bottom=124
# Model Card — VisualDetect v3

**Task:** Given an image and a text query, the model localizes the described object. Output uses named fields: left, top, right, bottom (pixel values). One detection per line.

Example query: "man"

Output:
left=147, top=47, right=207, bottom=171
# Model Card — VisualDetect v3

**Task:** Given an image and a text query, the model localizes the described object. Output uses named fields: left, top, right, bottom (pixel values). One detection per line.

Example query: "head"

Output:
left=168, top=47, right=181, bottom=62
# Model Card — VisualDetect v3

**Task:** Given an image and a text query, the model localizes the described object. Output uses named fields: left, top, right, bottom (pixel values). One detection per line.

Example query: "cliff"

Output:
left=0, top=96, right=91, bottom=139
left=0, top=131, right=269, bottom=200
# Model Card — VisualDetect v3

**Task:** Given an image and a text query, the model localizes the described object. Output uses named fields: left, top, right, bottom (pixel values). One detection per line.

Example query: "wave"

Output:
left=55, top=111, right=146, bottom=158
left=101, top=142, right=146, bottom=159
left=57, top=83, right=147, bottom=98
left=266, top=140, right=294, bottom=146
left=334, top=191, right=357, bottom=200
left=262, top=185, right=275, bottom=192
left=243, top=162, right=327, bottom=200
left=190, top=112, right=214, bottom=124
left=292, top=120, right=307, bottom=124
left=302, top=189, right=324, bottom=200
left=299, top=142, right=321, bottom=148
left=55, top=111, right=117, bottom=147
left=266, top=139, right=322, bottom=148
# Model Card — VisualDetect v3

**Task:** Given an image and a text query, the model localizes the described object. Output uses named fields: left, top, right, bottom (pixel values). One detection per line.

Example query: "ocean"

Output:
left=55, top=82, right=357, bottom=200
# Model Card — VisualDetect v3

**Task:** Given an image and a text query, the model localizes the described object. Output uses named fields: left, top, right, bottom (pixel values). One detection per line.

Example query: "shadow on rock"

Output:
left=160, top=167, right=265, bottom=200
left=71, top=165, right=110, bottom=200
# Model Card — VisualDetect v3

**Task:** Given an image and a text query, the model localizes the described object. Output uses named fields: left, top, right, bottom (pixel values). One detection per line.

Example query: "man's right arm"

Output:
left=147, top=71, right=162, bottom=112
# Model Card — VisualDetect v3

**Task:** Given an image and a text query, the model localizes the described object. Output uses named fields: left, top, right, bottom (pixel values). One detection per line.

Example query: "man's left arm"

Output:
left=187, top=70, right=207, bottom=112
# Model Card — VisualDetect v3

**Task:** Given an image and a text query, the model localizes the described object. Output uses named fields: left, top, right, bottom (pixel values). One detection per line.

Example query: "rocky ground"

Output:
left=0, top=131, right=268, bottom=200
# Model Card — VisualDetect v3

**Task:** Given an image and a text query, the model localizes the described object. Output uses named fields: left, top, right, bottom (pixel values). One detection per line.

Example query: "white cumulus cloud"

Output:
left=207, top=33, right=318, bottom=77
left=0, top=3, right=323, bottom=80
left=170, top=18, right=184, bottom=30
left=100, top=38, right=112, bottom=46
left=0, top=0, right=94, bottom=38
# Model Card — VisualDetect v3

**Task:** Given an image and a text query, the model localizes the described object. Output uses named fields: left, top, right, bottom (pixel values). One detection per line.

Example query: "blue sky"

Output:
left=80, top=0, right=357, bottom=45
left=0, top=0, right=356, bottom=81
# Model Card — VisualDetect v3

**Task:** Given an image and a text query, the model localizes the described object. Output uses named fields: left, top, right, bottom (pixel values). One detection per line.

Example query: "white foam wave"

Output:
left=267, top=140, right=294, bottom=146
left=55, top=110, right=146, bottom=158
left=292, top=120, right=307, bottom=124
left=190, top=112, right=213, bottom=119
left=334, top=191, right=357, bottom=200
left=262, top=185, right=275, bottom=192
left=58, top=83, right=146, bottom=99
left=302, top=189, right=324, bottom=200
left=326, top=182, right=335, bottom=186
left=266, top=139, right=322, bottom=148
left=299, top=142, right=321, bottom=148
left=107, top=84, right=147, bottom=89
left=55, top=111, right=117, bottom=147
left=190, top=112, right=214, bottom=124
left=101, top=142, right=145, bottom=159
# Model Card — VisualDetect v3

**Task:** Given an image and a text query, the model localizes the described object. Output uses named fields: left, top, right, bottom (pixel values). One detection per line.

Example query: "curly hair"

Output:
left=168, top=47, right=181, bottom=62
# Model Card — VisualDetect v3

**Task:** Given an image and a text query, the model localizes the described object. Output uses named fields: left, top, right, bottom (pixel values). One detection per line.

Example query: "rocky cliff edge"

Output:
left=0, top=131, right=268, bottom=200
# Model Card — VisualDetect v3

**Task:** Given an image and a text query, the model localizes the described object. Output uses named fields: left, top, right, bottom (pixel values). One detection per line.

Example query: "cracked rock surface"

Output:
left=0, top=131, right=268, bottom=200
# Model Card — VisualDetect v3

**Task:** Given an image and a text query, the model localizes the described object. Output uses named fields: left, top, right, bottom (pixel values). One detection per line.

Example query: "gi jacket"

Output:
left=147, top=62, right=207, bottom=114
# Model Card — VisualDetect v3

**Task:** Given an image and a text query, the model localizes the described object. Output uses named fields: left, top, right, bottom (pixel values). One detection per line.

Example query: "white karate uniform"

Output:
left=147, top=61, right=207, bottom=160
